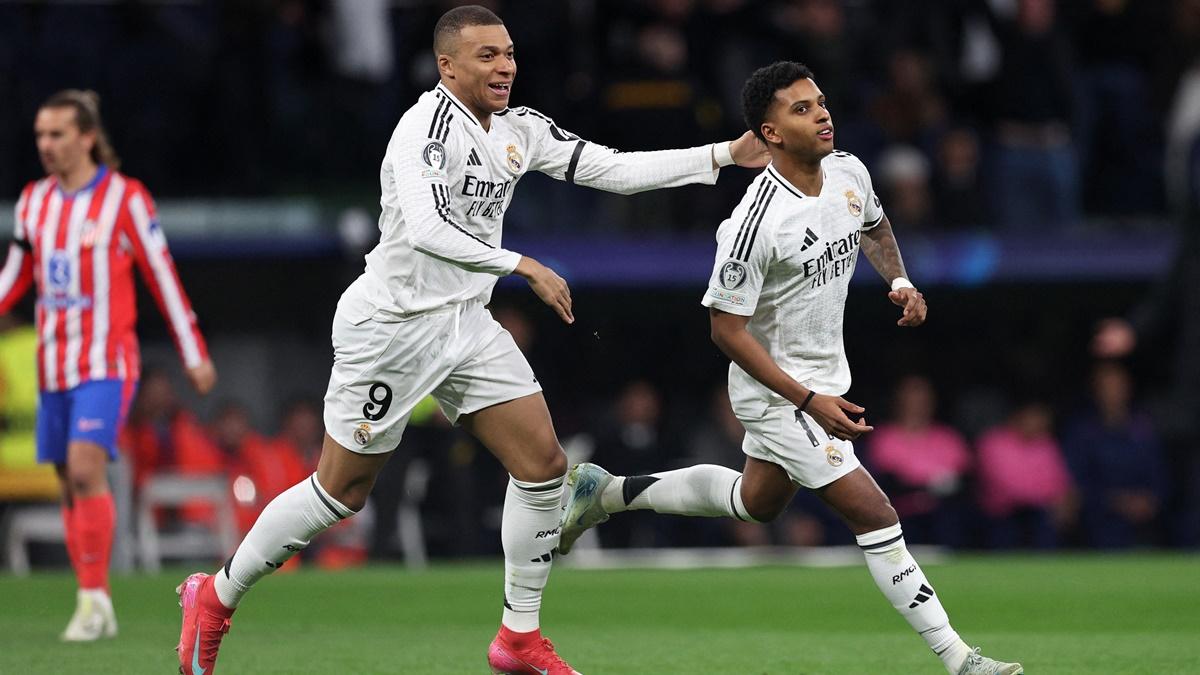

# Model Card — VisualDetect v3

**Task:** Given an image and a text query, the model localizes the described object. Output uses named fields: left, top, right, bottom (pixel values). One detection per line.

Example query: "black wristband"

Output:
left=799, top=391, right=816, bottom=411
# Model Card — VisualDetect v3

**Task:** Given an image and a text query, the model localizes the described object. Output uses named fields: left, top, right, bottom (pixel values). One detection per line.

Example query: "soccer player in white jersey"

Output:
left=559, top=62, right=1024, bottom=675
left=174, top=6, right=767, bottom=674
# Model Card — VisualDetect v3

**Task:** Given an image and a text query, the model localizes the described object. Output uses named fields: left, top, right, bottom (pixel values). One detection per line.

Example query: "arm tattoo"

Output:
left=860, top=215, right=908, bottom=284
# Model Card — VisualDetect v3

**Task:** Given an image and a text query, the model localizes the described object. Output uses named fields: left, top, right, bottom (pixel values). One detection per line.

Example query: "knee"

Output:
left=64, top=463, right=107, bottom=496
left=742, top=492, right=788, bottom=523
left=522, top=447, right=567, bottom=483
left=328, top=478, right=369, bottom=509
left=854, top=495, right=899, bottom=533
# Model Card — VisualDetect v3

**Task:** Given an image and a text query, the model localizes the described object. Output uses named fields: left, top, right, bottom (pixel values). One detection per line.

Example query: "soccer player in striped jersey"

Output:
left=559, top=62, right=1024, bottom=675
left=174, top=6, right=767, bottom=674
left=0, top=90, right=216, bottom=641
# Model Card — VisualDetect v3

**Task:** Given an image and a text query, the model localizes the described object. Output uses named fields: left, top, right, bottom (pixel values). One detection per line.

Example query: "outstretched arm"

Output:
left=860, top=214, right=926, bottom=327
left=527, top=111, right=768, bottom=195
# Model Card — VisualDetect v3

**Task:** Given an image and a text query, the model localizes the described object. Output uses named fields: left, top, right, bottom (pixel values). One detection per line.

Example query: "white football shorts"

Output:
left=737, top=403, right=861, bottom=489
left=323, top=275, right=541, bottom=455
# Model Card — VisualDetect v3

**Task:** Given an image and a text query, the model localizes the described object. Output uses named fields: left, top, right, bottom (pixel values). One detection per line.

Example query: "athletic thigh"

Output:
left=315, top=431, right=394, bottom=511
left=813, top=467, right=898, bottom=535
left=739, top=455, right=800, bottom=522
left=459, top=392, right=565, bottom=483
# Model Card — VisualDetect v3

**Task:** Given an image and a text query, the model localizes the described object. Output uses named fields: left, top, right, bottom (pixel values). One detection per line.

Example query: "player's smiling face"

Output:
left=761, top=78, right=834, bottom=162
left=34, top=106, right=94, bottom=177
left=440, top=24, right=516, bottom=120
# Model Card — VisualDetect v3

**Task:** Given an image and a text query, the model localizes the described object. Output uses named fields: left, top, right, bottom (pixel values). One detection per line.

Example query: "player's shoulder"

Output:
left=19, top=176, right=54, bottom=201
left=493, top=105, right=554, bottom=127
left=395, top=87, right=461, bottom=138
left=111, top=172, right=149, bottom=201
left=494, top=105, right=579, bottom=141
left=741, top=167, right=795, bottom=224
left=823, top=149, right=871, bottom=179
left=720, top=170, right=786, bottom=240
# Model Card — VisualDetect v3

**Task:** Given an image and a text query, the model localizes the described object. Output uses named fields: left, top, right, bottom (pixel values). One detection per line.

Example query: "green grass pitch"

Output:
left=1, top=554, right=1197, bottom=674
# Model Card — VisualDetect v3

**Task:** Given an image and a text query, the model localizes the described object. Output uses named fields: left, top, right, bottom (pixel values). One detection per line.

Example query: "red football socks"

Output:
left=73, top=493, right=115, bottom=592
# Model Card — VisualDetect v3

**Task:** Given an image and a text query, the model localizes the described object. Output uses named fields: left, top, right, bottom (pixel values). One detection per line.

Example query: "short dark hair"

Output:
left=741, top=61, right=815, bottom=143
left=433, top=5, right=504, bottom=55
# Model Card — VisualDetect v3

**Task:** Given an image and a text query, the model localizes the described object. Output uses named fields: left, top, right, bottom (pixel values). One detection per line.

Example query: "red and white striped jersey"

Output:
left=0, top=167, right=208, bottom=392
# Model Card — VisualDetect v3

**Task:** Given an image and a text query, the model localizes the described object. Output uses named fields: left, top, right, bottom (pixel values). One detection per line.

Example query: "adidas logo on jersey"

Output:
left=800, top=227, right=819, bottom=252
left=467, top=147, right=482, bottom=166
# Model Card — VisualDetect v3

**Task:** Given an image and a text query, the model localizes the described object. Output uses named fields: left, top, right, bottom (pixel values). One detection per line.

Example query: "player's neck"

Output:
left=440, top=80, right=493, bottom=131
left=772, top=153, right=824, bottom=196
left=55, top=160, right=100, bottom=193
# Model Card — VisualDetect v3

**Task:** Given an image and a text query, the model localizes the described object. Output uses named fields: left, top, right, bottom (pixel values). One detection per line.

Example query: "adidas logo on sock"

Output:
left=799, top=228, right=819, bottom=251
left=908, top=583, right=935, bottom=608
left=467, top=148, right=482, bottom=166
left=530, top=551, right=554, bottom=563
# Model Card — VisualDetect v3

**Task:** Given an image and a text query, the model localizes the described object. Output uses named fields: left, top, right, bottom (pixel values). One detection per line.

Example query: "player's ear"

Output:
left=79, top=128, right=97, bottom=154
left=761, top=123, right=781, bottom=145
left=437, top=53, right=455, bottom=79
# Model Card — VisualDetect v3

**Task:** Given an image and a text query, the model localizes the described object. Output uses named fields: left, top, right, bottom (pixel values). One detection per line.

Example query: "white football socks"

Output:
left=858, top=524, right=971, bottom=673
left=501, top=474, right=565, bottom=633
left=600, top=465, right=755, bottom=521
left=213, top=473, right=354, bottom=609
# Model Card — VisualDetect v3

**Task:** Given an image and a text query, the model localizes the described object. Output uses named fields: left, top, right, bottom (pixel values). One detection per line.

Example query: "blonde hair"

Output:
left=40, top=89, right=121, bottom=171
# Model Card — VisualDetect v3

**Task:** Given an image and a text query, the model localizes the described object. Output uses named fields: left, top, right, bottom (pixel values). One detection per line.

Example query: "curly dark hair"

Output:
left=742, top=61, right=816, bottom=143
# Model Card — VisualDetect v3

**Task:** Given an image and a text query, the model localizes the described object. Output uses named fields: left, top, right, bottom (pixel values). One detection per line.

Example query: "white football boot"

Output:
left=61, top=588, right=118, bottom=641
left=956, top=647, right=1023, bottom=675
left=558, top=463, right=614, bottom=554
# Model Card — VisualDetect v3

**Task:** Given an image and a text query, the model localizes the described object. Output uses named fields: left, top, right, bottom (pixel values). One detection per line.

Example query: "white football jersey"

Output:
left=701, top=151, right=884, bottom=417
left=361, top=82, right=722, bottom=315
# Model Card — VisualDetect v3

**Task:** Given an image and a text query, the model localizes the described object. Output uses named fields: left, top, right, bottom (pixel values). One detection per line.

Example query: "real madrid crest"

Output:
left=844, top=190, right=863, bottom=217
left=353, top=423, right=372, bottom=446
left=505, top=144, right=523, bottom=173
left=824, top=444, right=845, bottom=467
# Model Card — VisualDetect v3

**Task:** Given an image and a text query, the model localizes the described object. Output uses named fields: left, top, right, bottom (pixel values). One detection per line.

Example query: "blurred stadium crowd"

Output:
left=2, top=0, right=1200, bottom=573
left=3, top=0, right=1200, bottom=228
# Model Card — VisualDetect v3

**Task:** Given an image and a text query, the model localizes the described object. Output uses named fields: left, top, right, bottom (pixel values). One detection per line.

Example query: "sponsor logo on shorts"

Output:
left=824, top=444, right=844, bottom=467
left=353, top=423, right=372, bottom=446
left=77, top=418, right=105, bottom=432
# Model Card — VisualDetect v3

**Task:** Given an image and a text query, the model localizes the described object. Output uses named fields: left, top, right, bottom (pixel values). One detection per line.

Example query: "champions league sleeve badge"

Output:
left=422, top=141, right=447, bottom=170
left=720, top=260, right=747, bottom=289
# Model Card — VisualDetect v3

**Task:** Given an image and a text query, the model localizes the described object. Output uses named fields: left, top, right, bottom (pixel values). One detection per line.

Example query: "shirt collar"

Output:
left=434, top=82, right=483, bottom=128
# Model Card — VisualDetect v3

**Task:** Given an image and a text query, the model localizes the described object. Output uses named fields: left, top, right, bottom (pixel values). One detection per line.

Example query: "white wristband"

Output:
left=891, top=277, right=915, bottom=292
left=713, top=141, right=735, bottom=167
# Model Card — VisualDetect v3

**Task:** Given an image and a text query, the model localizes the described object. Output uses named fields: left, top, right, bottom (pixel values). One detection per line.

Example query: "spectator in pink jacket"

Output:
left=976, top=400, right=1075, bottom=548
left=867, top=375, right=971, bottom=546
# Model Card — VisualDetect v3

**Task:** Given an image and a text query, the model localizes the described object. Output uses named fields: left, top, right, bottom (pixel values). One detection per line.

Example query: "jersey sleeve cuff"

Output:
left=701, top=292, right=756, bottom=316
left=497, top=249, right=523, bottom=276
